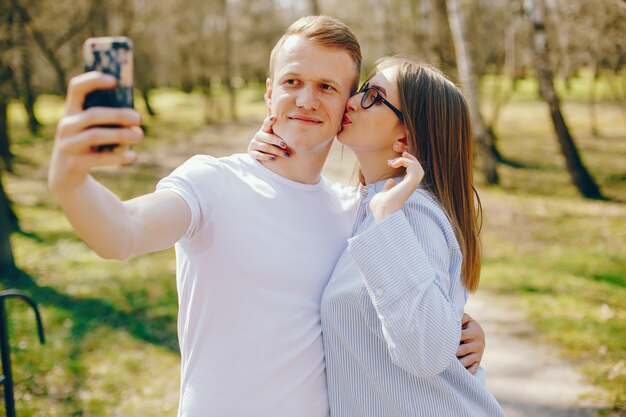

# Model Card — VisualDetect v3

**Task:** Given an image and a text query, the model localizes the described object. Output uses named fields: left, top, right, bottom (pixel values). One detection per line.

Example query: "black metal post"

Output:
left=0, top=290, right=45, bottom=417
left=0, top=297, right=15, bottom=417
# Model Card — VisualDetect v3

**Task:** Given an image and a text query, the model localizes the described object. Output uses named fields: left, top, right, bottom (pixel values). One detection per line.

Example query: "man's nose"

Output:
left=295, top=85, right=320, bottom=110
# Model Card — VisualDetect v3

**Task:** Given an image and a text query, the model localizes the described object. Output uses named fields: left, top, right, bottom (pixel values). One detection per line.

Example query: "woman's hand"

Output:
left=457, top=313, right=485, bottom=374
left=370, top=152, right=425, bottom=223
left=248, top=116, right=291, bottom=161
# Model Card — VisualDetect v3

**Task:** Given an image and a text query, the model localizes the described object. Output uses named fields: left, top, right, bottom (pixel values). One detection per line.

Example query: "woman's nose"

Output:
left=346, top=93, right=360, bottom=112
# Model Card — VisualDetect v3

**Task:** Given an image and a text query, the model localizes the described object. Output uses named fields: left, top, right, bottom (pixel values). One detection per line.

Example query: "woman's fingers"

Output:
left=249, top=150, right=277, bottom=162
left=260, top=115, right=276, bottom=134
left=388, top=152, right=424, bottom=183
left=258, top=117, right=286, bottom=148
left=248, top=118, right=290, bottom=161
left=382, top=178, right=396, bottom=191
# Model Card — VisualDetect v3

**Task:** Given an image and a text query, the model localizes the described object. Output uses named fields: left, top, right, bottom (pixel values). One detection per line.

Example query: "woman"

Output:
left=251, top=57, right=504, bottom=416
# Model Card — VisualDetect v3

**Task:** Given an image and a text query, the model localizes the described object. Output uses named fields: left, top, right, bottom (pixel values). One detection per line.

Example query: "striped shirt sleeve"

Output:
left=347, top=195, right=463, bottom=378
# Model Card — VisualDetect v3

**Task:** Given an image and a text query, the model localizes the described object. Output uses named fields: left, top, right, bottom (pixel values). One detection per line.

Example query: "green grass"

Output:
left=1, top=77, right=625, bottom=415
left=476, top=74, right=626, bottom=412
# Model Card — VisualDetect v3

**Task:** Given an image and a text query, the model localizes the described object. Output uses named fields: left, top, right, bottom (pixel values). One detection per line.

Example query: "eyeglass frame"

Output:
left=358, top=82, right=404, bottom=122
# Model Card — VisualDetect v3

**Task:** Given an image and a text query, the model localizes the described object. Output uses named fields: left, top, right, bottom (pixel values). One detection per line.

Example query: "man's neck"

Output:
left=259, top=143, right=332, bottom=184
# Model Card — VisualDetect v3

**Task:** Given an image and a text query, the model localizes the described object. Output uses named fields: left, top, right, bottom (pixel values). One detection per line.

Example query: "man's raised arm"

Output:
left=48, top=72, right=190, bottom=260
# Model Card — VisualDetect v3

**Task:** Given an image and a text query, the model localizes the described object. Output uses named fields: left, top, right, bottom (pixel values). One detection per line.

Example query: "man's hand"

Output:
left=49, top=71, right=143, bottom=194
left=457, top=313, right=485, bottom=374
left=247, top=116, right=291, bottom=161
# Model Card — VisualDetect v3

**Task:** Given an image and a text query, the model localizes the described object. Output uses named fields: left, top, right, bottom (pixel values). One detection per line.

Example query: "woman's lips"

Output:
left=341, top=114, right=352, bottom=127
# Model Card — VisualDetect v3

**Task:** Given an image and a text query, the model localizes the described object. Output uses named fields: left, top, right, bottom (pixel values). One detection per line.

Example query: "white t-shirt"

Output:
left=156, top=154, right=355, bottom=417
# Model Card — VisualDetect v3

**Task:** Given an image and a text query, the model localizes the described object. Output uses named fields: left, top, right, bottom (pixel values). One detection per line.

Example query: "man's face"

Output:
left=266, top=36, right=356, bottom=154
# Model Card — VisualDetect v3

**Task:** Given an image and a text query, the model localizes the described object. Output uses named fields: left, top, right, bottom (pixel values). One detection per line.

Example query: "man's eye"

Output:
left=285, top=79, right=298, bottom=85
left=320, top=84, right=334, bottom=91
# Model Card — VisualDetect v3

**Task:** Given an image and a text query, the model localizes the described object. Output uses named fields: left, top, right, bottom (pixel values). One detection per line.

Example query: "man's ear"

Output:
left=264, top=78, right=273, bottom=115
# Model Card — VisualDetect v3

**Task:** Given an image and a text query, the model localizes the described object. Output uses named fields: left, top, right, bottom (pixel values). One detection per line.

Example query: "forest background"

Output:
left=0, top=0, right=624, bottom=415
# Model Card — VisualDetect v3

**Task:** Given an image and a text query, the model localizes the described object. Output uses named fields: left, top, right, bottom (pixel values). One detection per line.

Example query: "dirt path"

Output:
left=148, top=118, right=609, bottom=417
left=465, top=293, right=607, bottom=417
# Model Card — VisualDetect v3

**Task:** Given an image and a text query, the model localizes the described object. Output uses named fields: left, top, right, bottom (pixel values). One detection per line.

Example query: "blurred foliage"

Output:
left=0, top=73, right=624, bottom=415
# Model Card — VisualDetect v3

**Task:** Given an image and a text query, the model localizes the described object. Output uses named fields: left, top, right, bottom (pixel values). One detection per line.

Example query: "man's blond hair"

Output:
left=269, top=16, right=362, bottom=92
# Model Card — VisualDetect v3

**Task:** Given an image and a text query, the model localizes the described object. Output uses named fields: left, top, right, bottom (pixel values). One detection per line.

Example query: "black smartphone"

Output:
left=83, top=36, right=134, bottom=152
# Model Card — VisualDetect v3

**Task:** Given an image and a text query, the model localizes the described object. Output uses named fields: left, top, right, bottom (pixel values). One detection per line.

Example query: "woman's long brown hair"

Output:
left=375, top=57, right=482, bottom=292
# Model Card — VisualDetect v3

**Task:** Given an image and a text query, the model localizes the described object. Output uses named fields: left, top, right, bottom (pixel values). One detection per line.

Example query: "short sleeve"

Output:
left=156, top=155, right=225, bottom=239
left=329, top=181, right=358, bottom=214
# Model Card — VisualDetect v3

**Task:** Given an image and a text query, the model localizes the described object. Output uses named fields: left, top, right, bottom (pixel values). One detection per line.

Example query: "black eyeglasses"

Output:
left=359, top=82, right=404, bottom=122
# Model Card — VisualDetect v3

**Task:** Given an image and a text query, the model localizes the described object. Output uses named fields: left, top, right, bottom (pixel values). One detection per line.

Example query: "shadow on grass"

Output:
left=16, top=229, right=86, bottom=244
left=497, top=155, right=531, bottom=169
left=519, top=285, right=554, bottom=294
left=0, top=269, right=179, bottom=353
left=592, top=273, right=626, bottom=288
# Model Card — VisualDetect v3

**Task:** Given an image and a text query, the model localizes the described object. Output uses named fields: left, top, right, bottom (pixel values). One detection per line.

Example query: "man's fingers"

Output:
left=458, top=352, right=479, bottom=368
left=78, top=150, right=138, bottom=169
left=461, top=319, right=485, bottom=346
left=461, top=312, right=473, bottom=327
left=65, top=72, right=118, bottom=115
left=456, top=342, right=476, bottom=357
left=63, top=127, right=143, bottom=153
left=58, top=107, right=142, bottom=137
left=467, top=363, right=479, bottom=374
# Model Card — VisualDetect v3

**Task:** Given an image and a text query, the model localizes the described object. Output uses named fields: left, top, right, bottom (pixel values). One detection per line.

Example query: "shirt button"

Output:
left=375, top=288, right=384, bottom=297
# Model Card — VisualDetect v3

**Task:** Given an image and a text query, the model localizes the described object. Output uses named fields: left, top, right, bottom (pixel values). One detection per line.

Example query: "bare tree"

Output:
left=0, top=3, right=17, bottom=275
left=220, top=0, right=237, bottom=120
left=523, top=0, right=604, bottom=200
left=16, top=10, right=42, bottom=135
left=446, top=0, right=499, bottom=184
left=308, top=0, right=321, bottom=14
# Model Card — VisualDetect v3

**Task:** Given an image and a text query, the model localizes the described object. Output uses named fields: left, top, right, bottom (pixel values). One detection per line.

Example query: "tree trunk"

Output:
left=0, top=77, right=16, bottom=275
left=445, top=0, right=499, bottom=185
left=221, top=0, right=237, bottom=121
left=588, top=63, right=599, bottom=138
left=0, top=63, right=14, bottom=173
left=524, top=0, right=604, bottom=200
left=18, top=22, right=41, bottom=135
left=141, top=86, right=156, bottom=117
left=12, top=1, right=67, bottom=93
left=0, top=176, right=16, bottom=276
left=308, top=0, right=321, bottom=14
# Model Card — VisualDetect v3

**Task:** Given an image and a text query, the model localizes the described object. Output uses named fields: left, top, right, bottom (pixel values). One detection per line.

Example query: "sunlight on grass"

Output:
left=1, top=77, right=625, bottom=415
left=479, top=188, right=626, bottom=410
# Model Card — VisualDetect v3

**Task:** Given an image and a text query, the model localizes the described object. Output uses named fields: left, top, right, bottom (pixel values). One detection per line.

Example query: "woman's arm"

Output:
left=348, top=153, right=463, bottom=377
left=348, top=204, right=462, bottom=378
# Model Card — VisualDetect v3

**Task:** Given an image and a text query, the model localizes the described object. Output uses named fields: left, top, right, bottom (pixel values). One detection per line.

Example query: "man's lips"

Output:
left=289, top=115, right=323, bottom=124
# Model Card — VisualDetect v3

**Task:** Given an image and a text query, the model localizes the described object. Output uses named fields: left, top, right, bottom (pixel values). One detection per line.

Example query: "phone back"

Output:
left=83, top=36, right=133, bottom=109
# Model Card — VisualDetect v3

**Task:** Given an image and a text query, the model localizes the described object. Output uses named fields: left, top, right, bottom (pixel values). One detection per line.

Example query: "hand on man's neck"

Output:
left=259, top=141, right=333, bottom=185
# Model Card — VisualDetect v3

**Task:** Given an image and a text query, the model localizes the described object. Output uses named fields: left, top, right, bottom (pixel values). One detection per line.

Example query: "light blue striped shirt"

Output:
left=321, top=179, right=505, bottom=417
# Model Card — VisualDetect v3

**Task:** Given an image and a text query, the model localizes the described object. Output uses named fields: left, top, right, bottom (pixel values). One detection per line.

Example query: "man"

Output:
left=49, top=16, right=484, bottom=417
